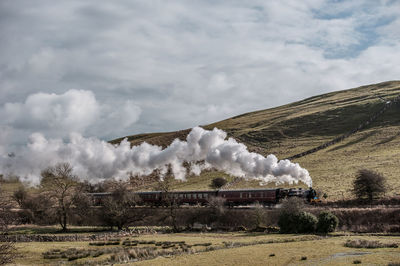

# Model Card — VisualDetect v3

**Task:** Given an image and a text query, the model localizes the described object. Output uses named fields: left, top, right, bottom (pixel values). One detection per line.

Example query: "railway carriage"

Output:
left=218, top=188, right=279, bottom=206
left=88, top=187, right=318, bottom=207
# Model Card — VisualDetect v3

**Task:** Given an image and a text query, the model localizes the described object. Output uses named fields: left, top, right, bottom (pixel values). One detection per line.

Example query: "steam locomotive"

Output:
left=90, top=187, right=318, bottom=207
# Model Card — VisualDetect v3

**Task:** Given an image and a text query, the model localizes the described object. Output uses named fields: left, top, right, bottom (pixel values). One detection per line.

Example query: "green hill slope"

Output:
left=114, top=81, right=400, bottom=199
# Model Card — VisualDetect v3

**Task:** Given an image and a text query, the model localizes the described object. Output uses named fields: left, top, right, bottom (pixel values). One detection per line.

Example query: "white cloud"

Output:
left=0, top=0, right=399, bottom=144
left=0, top=89, right=141, bottom=141
left=1, top=90, right=99, bottom=133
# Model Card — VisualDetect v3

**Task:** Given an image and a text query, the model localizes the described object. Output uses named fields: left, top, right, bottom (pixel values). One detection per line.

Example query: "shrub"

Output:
left=280, top=197, right=305, bottom=213
left=317, top=211, right=339, bottom=234
left=278, top=212, right=299, bottom=233
left=210, top=177, right=227, bottom=189
left=353, top=169, right=386, bottom=202
left=297, top=212, right=317, bottom=233
left=278, top=211, right=317, bottom=233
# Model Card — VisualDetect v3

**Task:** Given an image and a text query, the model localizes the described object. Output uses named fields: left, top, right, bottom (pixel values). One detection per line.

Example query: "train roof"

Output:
left=218, top=188, right=279, bottom=192
left=137, top=190, right=217, bottom=194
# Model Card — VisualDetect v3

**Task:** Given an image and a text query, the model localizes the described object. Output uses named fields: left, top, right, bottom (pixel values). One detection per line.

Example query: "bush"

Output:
left=278, top=211, right=317, bottom=233
left=279, top=197, right=305, bottom=215
left=353, top=169, right=386, bottom=201
left=297, top=212, right=317, bottom=233
left=317, top=211, right=339, bottom=234
left=278, top=212, right=299, bottom=233
left=210, top=177, right=227, bottom=189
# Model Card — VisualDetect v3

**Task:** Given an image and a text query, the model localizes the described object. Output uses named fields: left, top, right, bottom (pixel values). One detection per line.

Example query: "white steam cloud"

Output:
left=0, top=127, right=312, bottom=187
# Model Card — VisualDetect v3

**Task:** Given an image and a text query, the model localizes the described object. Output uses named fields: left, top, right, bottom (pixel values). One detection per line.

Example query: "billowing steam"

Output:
left=0, top=127, right=312, bottom=187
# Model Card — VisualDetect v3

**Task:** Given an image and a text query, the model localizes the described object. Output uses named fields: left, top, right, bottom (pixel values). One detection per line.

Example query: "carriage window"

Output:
left=198, top=194, right=202, bottom=199
left=240, top=193, right=242, bottom=198
left=193, top=194, right=197, bottom=199
left=203, top=193, right=208, bottom=198
left=187, top=194, right=190, bottom=198
left=249, top=193, right=252, bottom=198
left=174, top=194, right=178, bottom=199
left=179, top=194, right=183, bottom=198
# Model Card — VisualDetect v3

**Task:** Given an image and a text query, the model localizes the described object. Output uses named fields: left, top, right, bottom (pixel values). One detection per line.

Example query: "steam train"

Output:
left=90, top=187, right=318, bottom=207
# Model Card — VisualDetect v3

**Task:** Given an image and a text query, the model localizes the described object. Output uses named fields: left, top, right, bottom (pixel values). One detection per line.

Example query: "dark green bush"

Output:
left=297, top=212, right=317, bottom=233
left=317, top=211, right=339, bottom=233
left=210, top=177, right=227, bottom=189
left=278, top=211, right=317, bottom=233
left=278, top=212, right=298, bottom=233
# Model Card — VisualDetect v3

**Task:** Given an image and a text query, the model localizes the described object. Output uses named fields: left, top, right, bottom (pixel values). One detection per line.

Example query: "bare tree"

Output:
left=252, top=202, right=266, bottom=229
left=157, top=168, right=180, bottom=232
left=99, top=181, right=142, bottom=230
left=0, top=188, right=17, bottom=265
left=206, top=196, right=226, bottom=227
left=353, top=169, right=387, bottom=202
left=40, top=162, right=83, bottom=231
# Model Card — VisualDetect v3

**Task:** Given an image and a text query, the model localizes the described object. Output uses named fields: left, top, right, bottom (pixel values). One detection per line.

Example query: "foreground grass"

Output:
left=135, top=235, right=400, bottom=266
left=11, top=232, right=400, bottom=265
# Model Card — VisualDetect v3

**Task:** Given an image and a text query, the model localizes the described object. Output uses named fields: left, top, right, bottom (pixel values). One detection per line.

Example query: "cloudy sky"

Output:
left=1, top=0, right=400, bottom=146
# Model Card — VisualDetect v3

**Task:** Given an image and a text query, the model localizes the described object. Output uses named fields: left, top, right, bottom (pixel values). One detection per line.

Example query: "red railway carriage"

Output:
left=171, top=190, right=217, bottom=205
left=137, top=190, right=217, bottom=206
left=89, top=192, right=112, bottom=206
left=138, top=191, right=161, bottom=205
left=218, top=188, right=279, bottom=206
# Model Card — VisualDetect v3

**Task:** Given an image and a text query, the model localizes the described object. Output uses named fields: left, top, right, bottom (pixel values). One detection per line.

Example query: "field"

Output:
left=110, top=81, right=400, bottom=200
left=9, top=229, right=400, bottom=265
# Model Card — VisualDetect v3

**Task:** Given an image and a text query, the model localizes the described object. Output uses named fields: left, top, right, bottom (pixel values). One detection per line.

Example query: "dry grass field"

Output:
left=111, top=81, right=400, bottom=200
left=10, top=231, right=400, bottom=265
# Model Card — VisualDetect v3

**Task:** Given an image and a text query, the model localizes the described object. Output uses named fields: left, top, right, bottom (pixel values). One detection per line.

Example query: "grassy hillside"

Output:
left=113, top=81, right=400, bottom=200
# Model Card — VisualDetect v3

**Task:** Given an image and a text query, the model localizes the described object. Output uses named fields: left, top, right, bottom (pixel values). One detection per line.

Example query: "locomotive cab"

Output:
left=306, top=187, right=321, bottom=203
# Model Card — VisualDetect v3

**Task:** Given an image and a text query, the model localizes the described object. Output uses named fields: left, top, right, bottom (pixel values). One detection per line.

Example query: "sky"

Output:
left=1, top=0, right=400, bottom=147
